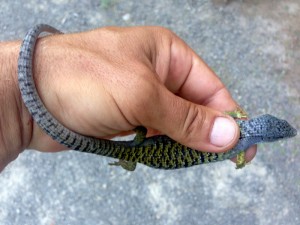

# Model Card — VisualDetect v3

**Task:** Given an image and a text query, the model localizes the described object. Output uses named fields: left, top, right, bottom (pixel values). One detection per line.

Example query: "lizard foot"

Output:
left=235, top=151, right=248, bottom=169
left=109, top=160, right=137, bottom=171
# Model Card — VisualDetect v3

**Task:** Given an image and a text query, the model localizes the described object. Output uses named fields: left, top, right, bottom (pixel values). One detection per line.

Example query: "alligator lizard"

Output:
left=17, top=24, right=297, bottom=171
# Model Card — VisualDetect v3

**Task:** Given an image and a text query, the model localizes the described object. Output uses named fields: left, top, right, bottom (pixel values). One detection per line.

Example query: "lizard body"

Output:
left=18, top=24, right=297, bottom=171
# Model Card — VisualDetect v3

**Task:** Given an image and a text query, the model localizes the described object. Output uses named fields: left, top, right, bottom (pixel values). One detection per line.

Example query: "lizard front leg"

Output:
left=225, top=107, right=249, bottom=169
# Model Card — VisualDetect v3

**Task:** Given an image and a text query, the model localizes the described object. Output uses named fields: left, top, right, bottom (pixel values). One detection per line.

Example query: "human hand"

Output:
left=0, top=26, right=256, bottom=171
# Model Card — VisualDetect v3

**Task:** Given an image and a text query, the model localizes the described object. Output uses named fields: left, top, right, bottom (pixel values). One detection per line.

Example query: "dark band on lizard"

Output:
left=17, top=24, right=297, bottom=171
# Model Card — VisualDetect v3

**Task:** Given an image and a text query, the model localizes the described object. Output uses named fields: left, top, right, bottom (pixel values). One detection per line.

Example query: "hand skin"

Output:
left=0, top=26, right=256, bottom=172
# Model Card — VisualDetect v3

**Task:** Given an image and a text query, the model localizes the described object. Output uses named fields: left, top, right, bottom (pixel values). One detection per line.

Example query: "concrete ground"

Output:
left=0, top=0, right=299, bottom=224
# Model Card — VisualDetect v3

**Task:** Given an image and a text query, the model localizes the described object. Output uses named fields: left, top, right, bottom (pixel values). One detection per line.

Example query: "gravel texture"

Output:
left=0, top=0, right=299, bottom=224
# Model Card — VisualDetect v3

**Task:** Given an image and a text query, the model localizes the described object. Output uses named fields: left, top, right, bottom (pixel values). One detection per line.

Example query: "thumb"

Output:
left=146, top=88, right=240, bottom=153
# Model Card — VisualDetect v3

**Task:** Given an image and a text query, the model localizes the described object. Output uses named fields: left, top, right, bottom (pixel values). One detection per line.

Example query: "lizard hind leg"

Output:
left=235, top=151, right=247, bottom=169
left=107, top=126, right=146, bottom=171
left=133, top=126, right=147, bottom=145
left=109, top=160, right=137, bottom=171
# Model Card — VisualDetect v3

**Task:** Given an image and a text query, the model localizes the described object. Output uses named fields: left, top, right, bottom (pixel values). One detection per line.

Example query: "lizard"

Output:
left=17, top=24, right=297, bottom=171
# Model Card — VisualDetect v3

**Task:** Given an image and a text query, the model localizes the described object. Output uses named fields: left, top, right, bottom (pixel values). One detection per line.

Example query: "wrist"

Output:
left=0, top=41, right=33, bottom=171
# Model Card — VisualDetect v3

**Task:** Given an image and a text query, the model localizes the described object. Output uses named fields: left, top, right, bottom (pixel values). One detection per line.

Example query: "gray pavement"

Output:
left=0, top=0, right=299, bottom=224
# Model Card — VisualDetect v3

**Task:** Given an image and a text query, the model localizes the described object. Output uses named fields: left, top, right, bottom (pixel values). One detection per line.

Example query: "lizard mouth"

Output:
left=290, top=126, right=298, bottom=138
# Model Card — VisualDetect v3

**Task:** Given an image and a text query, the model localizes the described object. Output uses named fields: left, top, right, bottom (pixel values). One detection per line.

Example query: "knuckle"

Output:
left=181, top=104, right=206, bottom=141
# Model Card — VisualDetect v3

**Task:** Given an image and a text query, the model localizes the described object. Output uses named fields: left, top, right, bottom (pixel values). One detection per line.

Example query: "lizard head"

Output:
left=239, top=114, right=297, bottom=142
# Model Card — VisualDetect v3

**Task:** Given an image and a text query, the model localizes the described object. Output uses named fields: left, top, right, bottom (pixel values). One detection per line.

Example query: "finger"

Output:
left=143, top=85, right=240, bottom=153
left=155, top=31, right=257, bottom=157
left=230, top=145, right=257, bottom=163
left=155, top=32, right=236, bottom=111
left=151, top=30, right=257, bottom=157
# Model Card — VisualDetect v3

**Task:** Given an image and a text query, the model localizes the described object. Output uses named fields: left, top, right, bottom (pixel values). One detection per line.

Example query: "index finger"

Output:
left=157, top=32, right=236, bottom=111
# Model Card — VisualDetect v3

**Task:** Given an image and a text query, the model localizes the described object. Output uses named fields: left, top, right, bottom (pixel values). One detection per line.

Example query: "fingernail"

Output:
left=210, top=117, right=237, bottom=147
